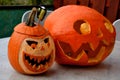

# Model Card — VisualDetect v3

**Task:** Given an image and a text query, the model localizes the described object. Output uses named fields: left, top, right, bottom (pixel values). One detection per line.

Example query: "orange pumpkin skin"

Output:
left=44, top=5, right=116, bottom=66
left=8, top=23, right=55, bottom=74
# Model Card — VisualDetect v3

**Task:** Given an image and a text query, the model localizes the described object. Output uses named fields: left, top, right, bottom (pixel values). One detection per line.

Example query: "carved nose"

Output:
left=97, top=28, right=103, bottom=38
left=31, top=43, right=37, bottom=49
left=40, top=46, right=45, bottom=51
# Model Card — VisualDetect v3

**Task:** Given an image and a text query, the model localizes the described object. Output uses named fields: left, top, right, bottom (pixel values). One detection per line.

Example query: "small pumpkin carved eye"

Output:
left=74, top=20, right=91, bottom=35
left=26, top=40, right=38, bottom=49
left=104, top=21, right=114, bottom=33
left=44, top=38, right=49, bottom=43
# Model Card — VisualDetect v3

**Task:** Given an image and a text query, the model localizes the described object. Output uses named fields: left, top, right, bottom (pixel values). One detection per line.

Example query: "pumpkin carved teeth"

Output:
left=23, top=50, right=53, bottom=72
left=58, top=40, right=113, bottom=59
left=24, top=53, right=51, bottom=67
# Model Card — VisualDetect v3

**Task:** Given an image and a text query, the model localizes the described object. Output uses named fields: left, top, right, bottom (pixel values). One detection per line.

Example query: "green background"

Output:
left=0, top=8, right=29, bottom=38
left=0, top=0, right=53, bottom=38
left=0, top=6, right=53, bottom=38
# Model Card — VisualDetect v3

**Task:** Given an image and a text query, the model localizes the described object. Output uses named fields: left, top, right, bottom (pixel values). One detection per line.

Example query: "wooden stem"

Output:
left=26, top=7, right=37, bottom=27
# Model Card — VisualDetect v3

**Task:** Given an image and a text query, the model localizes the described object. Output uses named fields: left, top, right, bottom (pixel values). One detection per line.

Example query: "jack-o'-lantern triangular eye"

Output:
left=73, top=20, right=91, bottom=35
left=26, top=40, right=38, bottom=46
left=26, top=40, right=38, bottom=49
left=44, top=38, right=49, bottom=43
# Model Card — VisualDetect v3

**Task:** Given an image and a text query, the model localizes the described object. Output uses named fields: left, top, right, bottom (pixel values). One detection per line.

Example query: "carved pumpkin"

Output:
left=8, top=7, right=55, bottom=74
left=44, top=5, right=116, bottom=66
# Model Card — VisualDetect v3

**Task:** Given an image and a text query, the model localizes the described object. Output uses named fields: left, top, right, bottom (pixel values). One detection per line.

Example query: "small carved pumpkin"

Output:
left=44, top=5, right=116, bottom=66
left=8, top=7, right=55, bottom=74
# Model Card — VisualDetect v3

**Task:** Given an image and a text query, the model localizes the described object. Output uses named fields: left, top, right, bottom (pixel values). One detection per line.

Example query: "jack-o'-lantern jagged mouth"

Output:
left=58, top=40, right=114, bottom=61
left=23, top=50, right=54, bottom=72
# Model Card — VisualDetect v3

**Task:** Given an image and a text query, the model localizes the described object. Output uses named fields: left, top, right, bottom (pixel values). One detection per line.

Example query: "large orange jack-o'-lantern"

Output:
left=44, top=5, right=116, bottom=66
left=8, top=7, right=55, bottom=74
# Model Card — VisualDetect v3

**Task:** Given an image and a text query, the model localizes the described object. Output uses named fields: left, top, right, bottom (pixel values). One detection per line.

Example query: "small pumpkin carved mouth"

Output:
left=24, top=53, right=51, bottom=66
left=23, top=50, right=53, bottom=72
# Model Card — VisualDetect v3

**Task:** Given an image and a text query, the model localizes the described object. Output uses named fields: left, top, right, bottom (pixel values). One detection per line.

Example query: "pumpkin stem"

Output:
left=26, top=7, right=37, bottom=27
